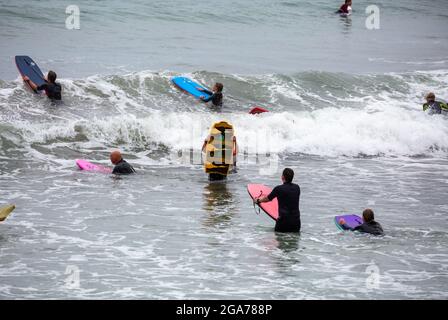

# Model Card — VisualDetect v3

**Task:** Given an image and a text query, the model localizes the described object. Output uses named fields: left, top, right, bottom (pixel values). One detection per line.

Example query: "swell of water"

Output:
left=1, top=70, right=448, bottom=162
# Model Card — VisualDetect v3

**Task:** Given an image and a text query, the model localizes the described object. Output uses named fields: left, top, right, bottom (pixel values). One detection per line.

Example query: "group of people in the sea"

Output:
left=19, top=75, right=447, bottom=237
left=93, top=150, right=384, bottom=236
left=17, top=65, right=446, bottom=237
left=11, top=0, right=444, bottom=237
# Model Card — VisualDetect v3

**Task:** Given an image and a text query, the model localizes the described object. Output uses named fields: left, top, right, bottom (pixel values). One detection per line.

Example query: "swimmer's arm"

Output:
left=255, top=196, right=270, bottom=204
left=200, top=93, right=214, bottom=103
left=341, top=223, right=355, bottom=231
left=197, top=87, right=213, bottom=95
left=22, top=76, right=38, bottom=91
left=255, top=187, right=278, bottom=204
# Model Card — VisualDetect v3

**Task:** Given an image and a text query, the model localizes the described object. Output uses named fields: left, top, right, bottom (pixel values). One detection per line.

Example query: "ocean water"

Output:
left=1, top=0, right=448, bottom=299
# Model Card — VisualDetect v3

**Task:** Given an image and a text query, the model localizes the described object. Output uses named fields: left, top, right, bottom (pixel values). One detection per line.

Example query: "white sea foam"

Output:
left=1, top=69, right=448, bottom=158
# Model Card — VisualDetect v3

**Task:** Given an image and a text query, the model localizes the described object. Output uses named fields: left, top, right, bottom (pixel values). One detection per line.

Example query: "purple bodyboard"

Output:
left=335, top=214, right=363, bottom=230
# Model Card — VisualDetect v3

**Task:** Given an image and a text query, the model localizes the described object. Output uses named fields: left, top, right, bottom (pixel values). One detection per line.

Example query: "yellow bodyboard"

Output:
left=0, top=204, right=15, bottom=222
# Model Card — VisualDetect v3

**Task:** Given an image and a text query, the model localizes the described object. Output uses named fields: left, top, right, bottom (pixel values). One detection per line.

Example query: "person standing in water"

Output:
left=198, top=82, right=224, bottom=107
left=422, top=92, right=448, bottom=115
left=23, top=70, right=62, bottom=101
left=255, top=168, right=301, bottom=233
left=110, top=150, right=135, bottom=175
left=201, top=130, right=238, bottom=181
left=339, top=209, right=384, bottom=236
left=337, top=0, right=352, bottom=15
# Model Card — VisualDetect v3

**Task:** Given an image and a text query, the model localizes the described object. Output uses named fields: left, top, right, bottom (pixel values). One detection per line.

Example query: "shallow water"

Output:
left=1, top=156, right=447, bottom=299
left=1, top=0, right=448, bottom=299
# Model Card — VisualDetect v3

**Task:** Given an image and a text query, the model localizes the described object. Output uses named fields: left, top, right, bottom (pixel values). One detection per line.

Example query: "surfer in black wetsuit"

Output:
left=198, top=82, right=223, bottom=107
left=23, top=70, right=62, bottom=100
left=110, top=150, right=136, bottom=175
left=255, top=168, right=301, bottom=233
left=339, top=209, right=384, bottom=236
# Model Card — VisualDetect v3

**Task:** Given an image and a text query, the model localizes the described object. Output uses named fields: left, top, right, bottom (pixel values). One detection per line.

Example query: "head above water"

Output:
left=425, top=92, right=435, bottom=103
left=281, top=168, right=294, bottom=183
left=213, top=83, right=223, bottom=92
left=362, top=208, right=375, bottom=222
left=47, top=70, right=57, bottom=83
left=110, top=150, right=123, bottom=165
left=345, top=0, right=352, bottom=5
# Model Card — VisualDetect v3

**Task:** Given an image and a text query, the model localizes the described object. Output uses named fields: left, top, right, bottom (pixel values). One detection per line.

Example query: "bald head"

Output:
left=110, top=150, right=123, bottom=165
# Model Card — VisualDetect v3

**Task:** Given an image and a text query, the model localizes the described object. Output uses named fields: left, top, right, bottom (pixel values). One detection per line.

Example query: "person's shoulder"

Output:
left=269, top=185, right=282, bottom=195
left=373, top=220, right=383, bottom=228
left=122, top=160, right=132, bottom=167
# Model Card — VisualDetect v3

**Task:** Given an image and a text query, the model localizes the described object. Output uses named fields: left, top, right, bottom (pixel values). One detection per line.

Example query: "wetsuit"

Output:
left=423, top=101, right=448, bottom=115
left=37, top=82, right=62, bottom=100
left=209, top=173, right=226, bottom=181
left=343, top=220, right=384, bottom=236
left=200, top=89, right=223, bottom=107
left=267, top=182, right=301, bottom=233
left=112, top=159, right=136, bottom=175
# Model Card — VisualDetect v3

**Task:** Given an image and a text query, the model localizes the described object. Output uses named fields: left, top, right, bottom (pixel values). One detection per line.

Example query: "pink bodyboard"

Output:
left=76, top=159, right=112, bottom=174
left=247, top=184, right=278, bottom=221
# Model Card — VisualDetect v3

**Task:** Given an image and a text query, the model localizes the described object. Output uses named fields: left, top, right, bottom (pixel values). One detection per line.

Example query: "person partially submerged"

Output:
left=110, top=150, right=135, bottom=175
left=198, top=82, right=223, bottom=107
left=23, top=70, right=62, bottom=100
left=339, top=208, right=384, bottom=236
left=422, top=92, right=448, bottom=115
left=255, top=168, right=301, bottom=233
left=337, top=0, right=352, bottom=15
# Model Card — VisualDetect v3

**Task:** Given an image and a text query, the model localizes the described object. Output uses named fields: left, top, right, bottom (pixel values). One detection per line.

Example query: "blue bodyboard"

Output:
left=171, top=76, right=212, bottom=100
left=15, top=56, right=46, bottom=93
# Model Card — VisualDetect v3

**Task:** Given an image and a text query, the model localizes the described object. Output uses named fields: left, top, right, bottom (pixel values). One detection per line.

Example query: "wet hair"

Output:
left=282, top=168, right=294, bottom=183
left=215, top=83, right=223, bottom=92
left=362, top=209, right=375, bottom=222
left=47, top=70, right=57, bottom=83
